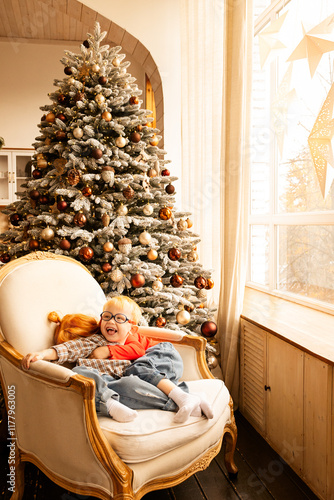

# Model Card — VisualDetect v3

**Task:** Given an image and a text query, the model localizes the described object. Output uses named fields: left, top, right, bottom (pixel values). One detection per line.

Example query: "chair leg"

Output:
left=223, top=400, right=238, bottom=476
left=10, top=451, right=25, bottom=500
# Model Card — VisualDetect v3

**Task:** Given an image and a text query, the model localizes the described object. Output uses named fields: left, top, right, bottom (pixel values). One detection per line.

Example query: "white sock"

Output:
left=168, top=387, right=214, bottom=423
left=106, top=398, right=138, bottom=422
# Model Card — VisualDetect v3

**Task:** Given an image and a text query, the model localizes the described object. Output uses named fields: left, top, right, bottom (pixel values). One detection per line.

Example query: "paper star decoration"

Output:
left=308, top=82, right=334, bottom=197
left=287, top=14, right=334, bottom=77
left=271, top=63, right=297, bottom=156
left=257, top=11, right=288, bottom=68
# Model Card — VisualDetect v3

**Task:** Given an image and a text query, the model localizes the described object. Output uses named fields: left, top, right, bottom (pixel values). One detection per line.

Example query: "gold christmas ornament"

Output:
left=95, top=93, right=105, bottom=105
left=176, top=309, right=191, bottom=325
left=103, top=241, right=114, bottom=252
left=41, top=227, right=55, bottom=241
left=139, top=231, right=151, bottom=245
left=102, top=111, right=112, bottom=122
left=147, top=248, right=158, bottom=260
left=117, top=204, right=128, bottom=216
left=73, top=127, right=84, bottom=139
left=116, top=136, right=127, bottom=148
left=91, top=63, right=100, bottom=73
left=37, top=158, right=48, bottom=169
left=143, top=204, right=153, bottom=216
left=112, top=57, right=121, bottom=67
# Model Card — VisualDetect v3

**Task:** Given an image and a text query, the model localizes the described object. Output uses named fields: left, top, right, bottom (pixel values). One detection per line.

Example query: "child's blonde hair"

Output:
left=104, top=296, right=142, bottom=324
left=48, top=311, right=100, bottom=344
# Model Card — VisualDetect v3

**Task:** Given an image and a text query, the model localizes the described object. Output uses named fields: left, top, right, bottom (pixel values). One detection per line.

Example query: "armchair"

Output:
left=0, top=252, right=237, bottom=500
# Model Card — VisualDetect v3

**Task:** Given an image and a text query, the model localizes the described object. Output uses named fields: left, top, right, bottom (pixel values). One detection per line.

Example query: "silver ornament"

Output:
left=139, top=231, right=151, bottom=245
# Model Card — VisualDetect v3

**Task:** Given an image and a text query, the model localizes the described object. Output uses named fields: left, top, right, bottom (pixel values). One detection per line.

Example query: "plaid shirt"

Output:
left=53, top=334, right=131, bottom=378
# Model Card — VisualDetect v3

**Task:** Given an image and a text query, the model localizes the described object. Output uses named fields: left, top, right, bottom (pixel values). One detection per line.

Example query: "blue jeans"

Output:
left=73, top=343, right=188, bottom=416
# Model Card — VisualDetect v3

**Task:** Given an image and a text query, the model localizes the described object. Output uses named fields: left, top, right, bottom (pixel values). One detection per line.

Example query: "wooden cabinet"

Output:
left=240, top=319, right=333, bottom=499
left=0, top=149, right=33, bottom=204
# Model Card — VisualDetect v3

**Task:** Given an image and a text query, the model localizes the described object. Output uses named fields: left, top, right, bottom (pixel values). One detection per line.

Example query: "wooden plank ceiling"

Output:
left=0, top=0, right=112, bottom=43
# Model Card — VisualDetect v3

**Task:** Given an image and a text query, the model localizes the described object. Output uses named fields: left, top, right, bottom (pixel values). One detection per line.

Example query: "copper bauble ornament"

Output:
left=111, top=268, right=123, bottom=282
left=32, top=169, right=42, bottom=179
left=0, top=253, right=10, bottom=263
left=38, top=195, right=49, bottom=205
left=187, top=249, right=199, bottom=262
left=116, top=136, right=126, bottom=148
left=170, top=274, right=184, bottom=288
left=102, top=111, right=112, bottom=122
left=194, top=276, right=207, bottom=289
left=176, top=309, right=191, bottom=325
left=168, top=248, right=181, bottom=261
left=91, top=148, right=103, bottom=159
left=139, top=231, right=151, bottom=245
left=131, top=273, right=145, bottom=288
left=99, top=76, right=107, bottom=85
left=129, top=96, right=139, bottom=105
left=29, top=238, right=39, bottom=250
left=117, top=204, right=128, bottom=216
left=150, top=135, right=159, bottom=146
left=79, top=246, right=94, bottom=262
left=156, top=316, right=166, bottom=327
left=64, top=66, right=73, bottom=75
left=59, top=238, right=71, bottom=250
left=177, top=219, right=188, bottom=231
left=201, top=321, right=217, bottom=338
left=74, top=212, right=87, bottom=227
left=82, top=186, right=93, bottom=197
left=10, top=213, right=22, bottom=226
left=186, top=218, right=193, bottom=228
left=45, top=112, right=55, bottom=123
left=102, top=213, right=110, bottom=227
left=67, top=169, right=80, bottom=186
left=103, top=241, right=114, bottom=252
left=118, top=237, right=132, bottom=255
left=159, top=207, right=172, bottom=220
left=165, top=184, right=175, bottom=194
left=161, top=169, right=170, bottom=176
left=30, top=189, right=40, bottom=200
left=205, top=278, right=214, bottom=290
left=101, top=166, right=115, bottom=185
left=152, top=279, right=163, bottom=291
left=56, top=113, right=66, bottom=122
left=147, top=249, right=158, bottom=260
left=102, top=262, right=112, bottom=273
left=41, top=227, right=55, bottom=241
left=123, top=186, right=135, bottom=199
left=73, top=127, right=83, bottom=139
left=56, top=130, right=67, bottom=142
left=143, top=204, right=153, bottom=216
left=130, top=131, right=141, bottom=143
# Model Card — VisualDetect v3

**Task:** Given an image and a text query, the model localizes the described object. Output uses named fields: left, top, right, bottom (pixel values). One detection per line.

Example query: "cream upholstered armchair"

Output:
left=0, top=252, right=237, bottom=500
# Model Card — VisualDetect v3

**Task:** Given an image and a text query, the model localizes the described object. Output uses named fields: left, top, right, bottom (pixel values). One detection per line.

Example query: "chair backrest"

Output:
left=0, top=252, right=106, bottom=355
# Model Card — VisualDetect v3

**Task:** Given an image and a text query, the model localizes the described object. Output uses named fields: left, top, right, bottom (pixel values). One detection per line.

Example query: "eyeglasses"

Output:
left=100, top=311, right=135, bottom=324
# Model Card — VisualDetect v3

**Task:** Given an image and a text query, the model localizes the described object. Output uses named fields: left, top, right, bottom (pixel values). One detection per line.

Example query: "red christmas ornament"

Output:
left=168, top=248, right=181, bottom=261
left=130, top=131, right=141, bottom=143
left=29, top=239, right=39, bottom=250
left=129, top=96, right=139, bottom=105
left=131, top=273, right=145, bottom=288
left=170, top=274, right=184, bottom=288
left=91, top=148, right=103, bottom=159
left=165, top=184, right=175, bottom=194
left=56, top=113, right=66, bottom=122
left=64, top=66, right=73, bottom=75
left=156, top=316, right=167, bottom=328
left=10, top=213, right=22, bottom=226
left=0, top=253, right=10, bottom=263
left=194, top=276, right=207, bottom=289
left=82, top=186, right=93, bottom=197
left=79, top=246, right=94, bottom=261
left=32, top=169, right=42, bottom=179
left=102, top=262, right=112, bottom=273
left=57, top=200, right=68, bottom=211
left=161, top=169, right=170, bottom=176
left=98, top=76, right=107, bottom=85
left=38, top=195, right=49, bottom=205
left=59, top=238, right=71, bottom=250
left=30, top=189, right=40, bottom=200
left=200, top=321, right=217, bottom=338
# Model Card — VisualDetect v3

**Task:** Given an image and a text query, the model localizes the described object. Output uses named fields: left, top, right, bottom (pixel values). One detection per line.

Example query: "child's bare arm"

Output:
left=21, top=348, right=58, bottom=370
left=88, top=345, right=110, bottom=359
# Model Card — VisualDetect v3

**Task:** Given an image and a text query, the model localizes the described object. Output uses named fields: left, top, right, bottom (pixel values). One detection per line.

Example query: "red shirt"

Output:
left=108, top=332, right=160, bottom=361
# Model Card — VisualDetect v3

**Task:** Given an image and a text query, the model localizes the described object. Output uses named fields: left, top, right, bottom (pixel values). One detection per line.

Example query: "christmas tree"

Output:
left=0, top=23, right=217, bottom=353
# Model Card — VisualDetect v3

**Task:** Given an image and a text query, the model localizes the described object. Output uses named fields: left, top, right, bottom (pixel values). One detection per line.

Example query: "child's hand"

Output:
left=89, top=346, right=110, bottom=359
left=21, top=348, right=58, bottom=370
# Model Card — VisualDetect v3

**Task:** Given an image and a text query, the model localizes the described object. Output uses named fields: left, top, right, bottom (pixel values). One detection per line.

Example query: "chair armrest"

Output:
left=0, top=340, right=132, bottom=494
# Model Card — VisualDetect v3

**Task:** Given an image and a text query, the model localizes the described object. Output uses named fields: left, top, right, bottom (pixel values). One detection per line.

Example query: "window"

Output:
left=249, top=0, right=334, bottom=311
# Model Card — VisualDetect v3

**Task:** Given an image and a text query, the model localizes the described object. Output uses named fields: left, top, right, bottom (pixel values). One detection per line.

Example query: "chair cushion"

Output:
left=0, top=258, right=106, bottom=354
left=98, top=378, right=230, bottom=463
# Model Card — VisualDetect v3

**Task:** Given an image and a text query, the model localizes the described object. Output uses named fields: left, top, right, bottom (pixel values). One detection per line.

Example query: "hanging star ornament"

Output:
left=308, top=82, right=334, bottom=197
left=258, top=11, right=288, bottom=68
left=287, top=14, right=334, bottom=78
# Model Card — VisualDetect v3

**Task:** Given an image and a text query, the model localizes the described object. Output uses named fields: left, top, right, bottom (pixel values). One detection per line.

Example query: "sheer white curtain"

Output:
left=180, top=0, right=253, bottom=405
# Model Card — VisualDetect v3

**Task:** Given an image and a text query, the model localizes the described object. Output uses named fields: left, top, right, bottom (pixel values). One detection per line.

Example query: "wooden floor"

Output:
left=0, top=411, right=319, bottom=500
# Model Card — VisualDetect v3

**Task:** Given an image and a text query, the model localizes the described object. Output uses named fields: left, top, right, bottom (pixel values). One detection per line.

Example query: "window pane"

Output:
left=250, top=225, right=269, bottom=286
left=278, top=225, right=334, bottom=304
